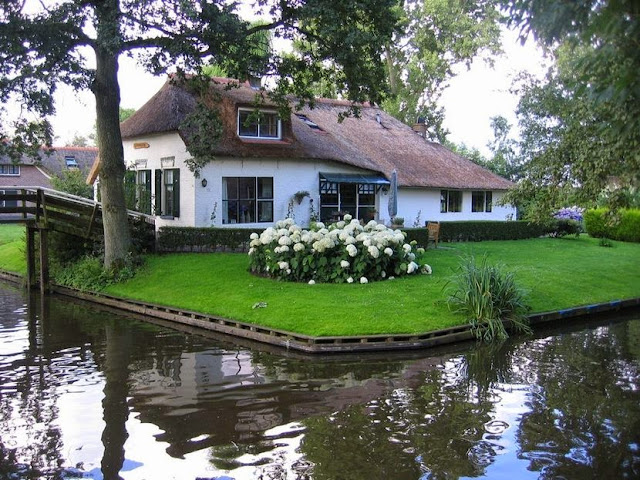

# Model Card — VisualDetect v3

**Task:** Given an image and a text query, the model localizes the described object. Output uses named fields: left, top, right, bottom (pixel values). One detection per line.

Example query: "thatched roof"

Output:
left=121, top=78, right=513, bottom=190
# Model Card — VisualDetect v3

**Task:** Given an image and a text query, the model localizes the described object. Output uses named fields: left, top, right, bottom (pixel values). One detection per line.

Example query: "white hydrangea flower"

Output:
left=368, top=245, right=380, bottom=258
left=408, top=252, right=415, bottom=261
left=360, top=276, right=368, bottom=284
left=421, top=264, right=432, bottom=275
left=381, top=271, right=386, bottom=278
left=384, top=247, right=393, bottom=256
left=407, top=261, right=419, bottom=274
left=344, top=236, right=356, bottom=245
left=403, top=243, right=411, bottom=253
left=315, top=222, right=325, bottom=229
left=294, top=242, right=305, bottom=252
left=417, top=247, right=425, bottom=254
left=250, top=232, right=259, bottom=240
left=278, top=261, right=289, bottom=270
left=363, top=238, right=372, bottom=247
left=343, top=214, right=353, bottom=222
left=308, top=279, right=316, bottom=285
left=248, top=247, right=255, bottom=255
left=346, top=244, right=358, bottom=257
left=336, top=220, right=346, bottom=229
left=280, top=245, right=290, bottom=253
left=340, top=260, right=350, bottom=268
left=347, top=276, right=354, bottom=283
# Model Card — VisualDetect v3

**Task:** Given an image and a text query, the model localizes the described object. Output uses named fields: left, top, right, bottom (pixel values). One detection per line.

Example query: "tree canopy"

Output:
left=500, top=0, right=640, bottom=219
left=383, top=0, right=502, bottom=141
left=0, top=0, right=399, bottom=268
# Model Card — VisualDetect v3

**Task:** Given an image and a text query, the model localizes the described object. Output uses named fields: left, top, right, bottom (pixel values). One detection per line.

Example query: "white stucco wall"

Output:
left=196, top=157, right=380, bottom=228
left=123, top=132, right=195, bottom=229
left=123, top=132, right=517, bottom=230
left=393, top=188, right=517, bottom=226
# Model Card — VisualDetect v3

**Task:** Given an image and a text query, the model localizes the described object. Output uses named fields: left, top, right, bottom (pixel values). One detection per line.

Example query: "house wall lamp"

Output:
left=201, top=178, right=208, bottom=187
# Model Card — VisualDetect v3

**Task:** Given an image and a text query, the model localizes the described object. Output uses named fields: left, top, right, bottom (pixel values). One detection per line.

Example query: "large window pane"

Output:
left=258, top=177, right=273, bottom=199
left=238, top=110, right=258, bottom=137
left=222, top=177, right=273, bottom=224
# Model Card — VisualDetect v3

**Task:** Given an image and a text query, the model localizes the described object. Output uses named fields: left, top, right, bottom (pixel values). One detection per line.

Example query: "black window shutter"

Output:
left=173, top=169, right=180, bottom=217
left=155, top=169, right=162, bottom=215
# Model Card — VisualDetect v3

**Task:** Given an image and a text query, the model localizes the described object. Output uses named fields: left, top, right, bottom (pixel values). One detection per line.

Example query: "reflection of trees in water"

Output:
left=516, top=321, right=640, bottom=478
left=299, top=363, right=497, bottom=479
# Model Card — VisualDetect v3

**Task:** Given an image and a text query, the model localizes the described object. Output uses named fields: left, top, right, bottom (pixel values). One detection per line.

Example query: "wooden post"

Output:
left=39, top=228, right=49, bottom=294
left=26, top=225, right=36, bottom=290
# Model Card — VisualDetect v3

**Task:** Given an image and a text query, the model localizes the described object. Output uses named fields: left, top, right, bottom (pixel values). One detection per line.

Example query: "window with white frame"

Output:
left=222, top=177, right=273, bottom=224
left=440, top=190, right=462, bottom=213
left=237, top=109, right=281, bottom=139
left=472, top=191, right=492, bottom=213
left=0, top=164, right=20, bottom=176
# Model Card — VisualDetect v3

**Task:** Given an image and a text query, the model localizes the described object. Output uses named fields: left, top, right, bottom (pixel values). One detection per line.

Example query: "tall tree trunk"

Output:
left=93, top=0, right=131, bottom=269
left=385, top=45, right=398, bottom=95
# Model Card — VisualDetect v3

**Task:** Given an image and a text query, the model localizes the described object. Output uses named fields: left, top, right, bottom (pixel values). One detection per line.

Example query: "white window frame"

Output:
left=0, top=164, right=20, bottom=176
left=237, top=108, right=281, bottom=140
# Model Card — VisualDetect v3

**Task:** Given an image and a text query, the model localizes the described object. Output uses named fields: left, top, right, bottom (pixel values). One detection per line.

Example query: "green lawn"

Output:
left=1, top=226, right=638, bottom=337
left=0, top=224, right=27, bottom=275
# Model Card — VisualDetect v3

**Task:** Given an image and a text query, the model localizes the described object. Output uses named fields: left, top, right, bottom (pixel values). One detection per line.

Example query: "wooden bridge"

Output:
left=0, top=187, right=155, bottom=292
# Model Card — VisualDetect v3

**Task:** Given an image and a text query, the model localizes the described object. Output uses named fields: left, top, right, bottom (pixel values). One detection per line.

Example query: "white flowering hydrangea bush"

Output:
left=248, top=215, right=432, bottom=283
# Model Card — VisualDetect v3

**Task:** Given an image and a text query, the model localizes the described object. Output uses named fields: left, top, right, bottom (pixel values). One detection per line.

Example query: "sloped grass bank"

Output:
left=103, top=236, right=640, bottom=336
left=0, top=225, right=26, bottom=275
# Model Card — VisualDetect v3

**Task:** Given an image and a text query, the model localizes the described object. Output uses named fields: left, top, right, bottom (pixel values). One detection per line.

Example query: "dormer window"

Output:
left=65, top=155, right=78, bottom=169
left=237, top=108, right=281, bottom=139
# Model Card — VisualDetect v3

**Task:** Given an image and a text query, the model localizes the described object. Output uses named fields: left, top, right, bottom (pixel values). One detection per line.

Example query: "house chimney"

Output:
left=412, top=117, right=427, bottom=138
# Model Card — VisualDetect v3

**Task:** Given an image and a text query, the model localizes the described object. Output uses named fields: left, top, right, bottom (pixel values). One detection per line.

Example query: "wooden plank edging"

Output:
left=1, top=269, right=638, bottom=353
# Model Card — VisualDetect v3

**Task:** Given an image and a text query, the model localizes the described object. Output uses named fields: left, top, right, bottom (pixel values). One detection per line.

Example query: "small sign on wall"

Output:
left=133, top=142, right=150, bottom=149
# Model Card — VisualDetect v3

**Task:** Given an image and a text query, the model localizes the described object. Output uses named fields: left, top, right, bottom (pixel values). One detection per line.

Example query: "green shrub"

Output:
left=157, top=227, right=251, bottom=252
left=548, top=218, right=582, bottom=237
left=584, top=208, right=608, bottom=238
left=447, top=255, right=531, bottom=342
left=54, top=253, right=142, bottom=291
left=584, top=208, right=640, bottom=242
left=403, top=221, right=546, bottom=246
left=617, top=209, right=640, bottom=242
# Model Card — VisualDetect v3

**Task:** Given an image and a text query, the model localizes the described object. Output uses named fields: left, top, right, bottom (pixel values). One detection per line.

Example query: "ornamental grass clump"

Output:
left=448, top=255, right=531, bottom=342
left=248, top=215, right=431, bottom=283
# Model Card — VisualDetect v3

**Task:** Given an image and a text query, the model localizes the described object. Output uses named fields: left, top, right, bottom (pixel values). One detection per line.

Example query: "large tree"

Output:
left=383, top=0, right=502, bottom=141
left=0, top=0, right=398, bottom=268
left=501, top=0, right=640, bottom=218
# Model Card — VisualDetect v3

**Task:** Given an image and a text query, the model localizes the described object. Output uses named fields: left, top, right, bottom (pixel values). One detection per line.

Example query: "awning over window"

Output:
left=319, top=172, right=390, bottom=185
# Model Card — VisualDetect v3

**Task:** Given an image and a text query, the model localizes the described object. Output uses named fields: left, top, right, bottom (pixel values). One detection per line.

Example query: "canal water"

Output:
left=0, top=282, right=638, bottom=480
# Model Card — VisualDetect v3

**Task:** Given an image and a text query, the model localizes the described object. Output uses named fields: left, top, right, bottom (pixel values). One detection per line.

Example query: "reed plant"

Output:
left=448, top=255, right=531, bottom=342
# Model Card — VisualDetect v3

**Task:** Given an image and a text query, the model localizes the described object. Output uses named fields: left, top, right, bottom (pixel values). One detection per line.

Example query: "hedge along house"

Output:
left=112, top=77, right=515, bottom=230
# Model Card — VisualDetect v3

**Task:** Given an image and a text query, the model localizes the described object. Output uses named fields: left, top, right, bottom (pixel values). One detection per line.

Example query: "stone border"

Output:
left=1, top=270, right=639, bottom=354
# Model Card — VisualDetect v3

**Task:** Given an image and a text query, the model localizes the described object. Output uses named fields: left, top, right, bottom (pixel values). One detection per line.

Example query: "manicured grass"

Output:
left=0, top=224, right=27, bottom=275
left=1, top=225, right=638, bottom=337
left=104, top=235, right=640, bottom=336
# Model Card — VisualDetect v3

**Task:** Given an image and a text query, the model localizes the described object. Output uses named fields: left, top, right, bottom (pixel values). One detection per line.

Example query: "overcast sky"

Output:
left=43, top=19, right=547, bottom=157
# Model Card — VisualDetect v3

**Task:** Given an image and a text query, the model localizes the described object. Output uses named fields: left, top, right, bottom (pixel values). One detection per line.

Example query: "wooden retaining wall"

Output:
left=2, top=269, right=637, bottom=354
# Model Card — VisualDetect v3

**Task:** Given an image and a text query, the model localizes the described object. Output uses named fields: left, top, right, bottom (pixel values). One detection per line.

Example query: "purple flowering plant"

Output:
left=553, top=206, right=584, bottom=222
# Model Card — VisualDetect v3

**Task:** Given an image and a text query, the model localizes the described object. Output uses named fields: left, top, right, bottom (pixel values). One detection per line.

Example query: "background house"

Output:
left=116, top=77, right=516, bottom=229
left=0, top=146, right=98, bottom=210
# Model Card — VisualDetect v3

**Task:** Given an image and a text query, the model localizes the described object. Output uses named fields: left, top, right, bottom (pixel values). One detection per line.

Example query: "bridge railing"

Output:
left=0, top=187, right=155, bottom=239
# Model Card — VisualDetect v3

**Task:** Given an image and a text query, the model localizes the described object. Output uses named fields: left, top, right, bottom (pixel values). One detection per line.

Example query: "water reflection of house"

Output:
left=126, top=348, right=446, bottom=458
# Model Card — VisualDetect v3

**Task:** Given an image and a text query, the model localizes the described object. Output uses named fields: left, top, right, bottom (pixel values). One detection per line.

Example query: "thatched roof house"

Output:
left=121, top=78, right=512, bottom=191
left=117, top=77, right=516, bottom=228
